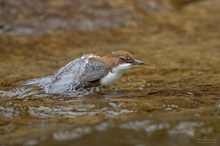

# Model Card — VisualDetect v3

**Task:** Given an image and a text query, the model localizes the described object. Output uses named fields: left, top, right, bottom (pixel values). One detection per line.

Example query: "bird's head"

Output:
left=106, top=50, right=145, bottom=72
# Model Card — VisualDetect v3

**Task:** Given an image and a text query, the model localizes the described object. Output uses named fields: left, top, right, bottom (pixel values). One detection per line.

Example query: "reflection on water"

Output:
left=169, top=121, right=204, bottom=138
left=0, top=86, right=44, bottom=99
left=0, top=76, right=219, bottom=145
left=0, top=73, right=220, bottom=145
left=53, top=127, right=92, bottom=141
left=28, top=104, right=132, bottom=118
left=0, top=105, right=20, bottom=119
left=49, top=119, right=216, bottom=145
left=120, top=120, right=170, bottom=134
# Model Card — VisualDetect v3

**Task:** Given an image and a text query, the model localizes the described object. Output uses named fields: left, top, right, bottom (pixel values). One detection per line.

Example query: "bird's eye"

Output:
left=127, top=59, right=134, bottom=63
left=120, top=57, right=133, bottom=63
left=120, top=57, right=126, bottom=61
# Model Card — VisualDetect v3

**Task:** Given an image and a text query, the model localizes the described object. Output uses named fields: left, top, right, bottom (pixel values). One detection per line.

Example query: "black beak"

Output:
left=133, top=59, right=145, bottom=65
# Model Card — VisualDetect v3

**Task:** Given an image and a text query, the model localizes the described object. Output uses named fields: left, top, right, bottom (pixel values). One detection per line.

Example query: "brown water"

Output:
left=0, top=0, right=220, bottom=146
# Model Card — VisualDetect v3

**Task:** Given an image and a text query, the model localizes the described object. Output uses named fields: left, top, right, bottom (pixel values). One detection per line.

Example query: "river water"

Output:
left=0, top=0, right=220, bottom=146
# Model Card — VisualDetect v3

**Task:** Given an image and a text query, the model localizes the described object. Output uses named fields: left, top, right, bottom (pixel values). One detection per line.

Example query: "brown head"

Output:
left=103, top=50, right=144, bottom=68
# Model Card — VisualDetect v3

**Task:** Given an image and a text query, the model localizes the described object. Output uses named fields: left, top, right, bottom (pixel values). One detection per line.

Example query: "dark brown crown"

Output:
left=107, top=50, right=135, bottom=64
left=89, top=50, right=144, bottom=68
left=94, top=50, right=137, bottom=68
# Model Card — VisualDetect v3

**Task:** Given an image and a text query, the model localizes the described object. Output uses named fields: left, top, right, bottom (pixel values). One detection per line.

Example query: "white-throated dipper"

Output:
left=23, top=50, right=144, bottom=94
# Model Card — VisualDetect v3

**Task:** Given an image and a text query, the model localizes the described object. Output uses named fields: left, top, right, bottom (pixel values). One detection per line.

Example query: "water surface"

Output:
left=0, top=0, right=220, bottom=146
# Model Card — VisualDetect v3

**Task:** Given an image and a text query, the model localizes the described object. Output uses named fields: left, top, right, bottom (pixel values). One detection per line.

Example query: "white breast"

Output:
left=100, top=63, right=132, bottom=86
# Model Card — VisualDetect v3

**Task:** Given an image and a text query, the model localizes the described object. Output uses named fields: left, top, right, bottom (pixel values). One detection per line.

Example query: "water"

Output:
left=0, top=0, right=220, bottom=146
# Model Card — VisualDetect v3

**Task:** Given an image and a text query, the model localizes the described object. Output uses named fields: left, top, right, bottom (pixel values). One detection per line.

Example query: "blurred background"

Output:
left=0, top=0, right=220, bottom=146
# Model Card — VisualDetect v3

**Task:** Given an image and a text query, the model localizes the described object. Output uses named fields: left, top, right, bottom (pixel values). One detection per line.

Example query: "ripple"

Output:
left=168, top=121, right=204, bottom=138
left=27, top=104, right=133, bottom=118
left=120, top=120, right=170, bottom=134
left=0, top=104, right=22, bottom=119
left=53, top=127, right=92, bottom=141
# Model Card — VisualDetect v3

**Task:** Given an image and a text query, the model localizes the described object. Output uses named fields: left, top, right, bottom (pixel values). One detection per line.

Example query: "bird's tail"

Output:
left=21, top=76, right=52, bottom=87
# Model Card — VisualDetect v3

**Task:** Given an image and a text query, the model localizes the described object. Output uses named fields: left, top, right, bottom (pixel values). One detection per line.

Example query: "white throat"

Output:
left=100, top=63, right=132, bottom=86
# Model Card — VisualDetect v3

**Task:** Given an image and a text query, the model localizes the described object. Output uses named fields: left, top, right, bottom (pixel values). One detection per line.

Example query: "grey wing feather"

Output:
left=45, top=58, right=84, bottom=93
left=80, top=61, right=110, bottom=82
left=23, top=54, right=98, bottom=94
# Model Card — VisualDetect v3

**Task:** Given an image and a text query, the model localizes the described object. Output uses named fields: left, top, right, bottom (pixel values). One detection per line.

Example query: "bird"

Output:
left=22, top=50, right=144, bottom=94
